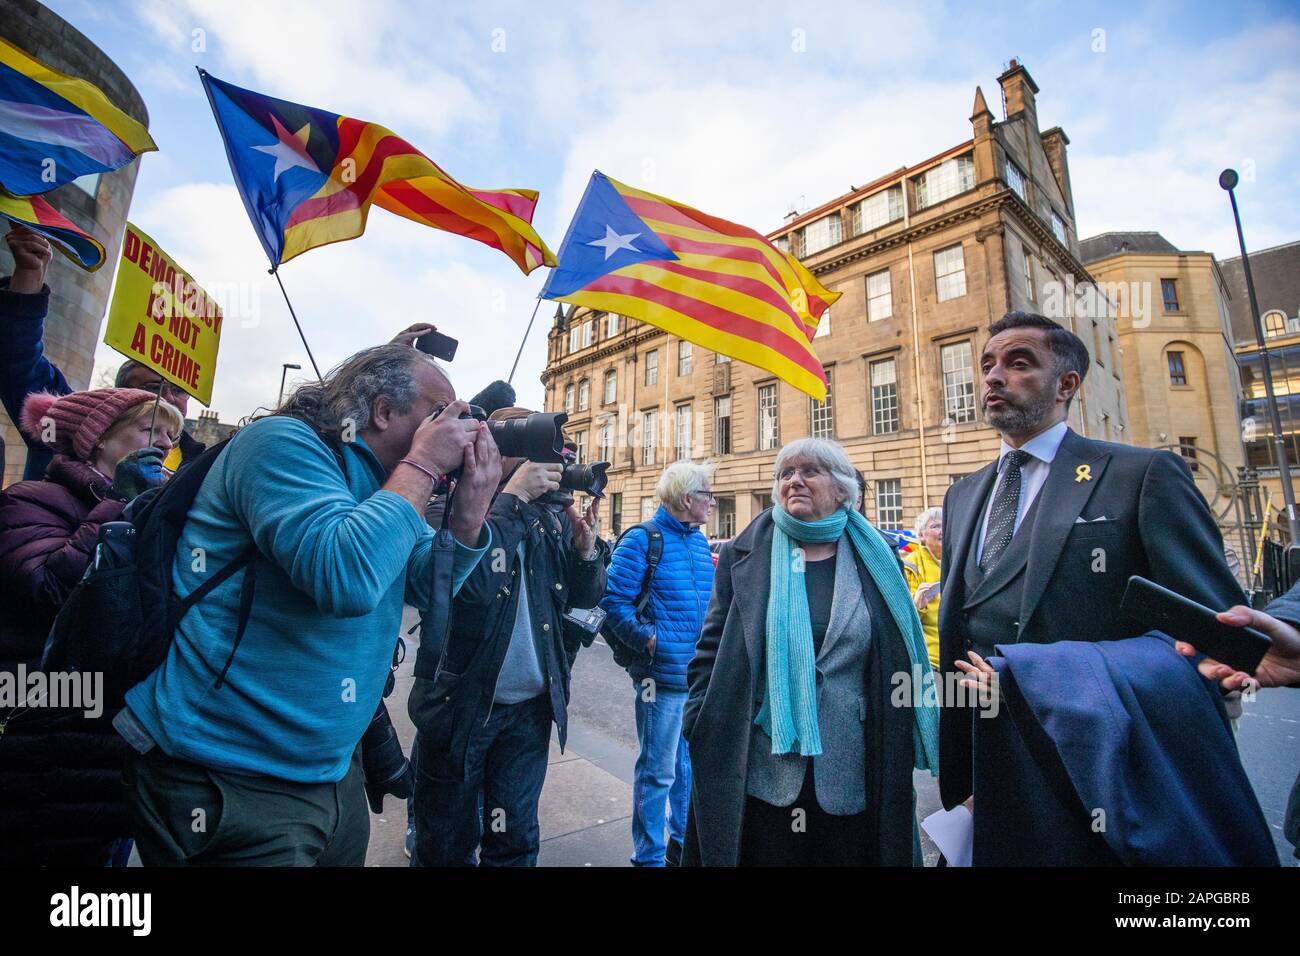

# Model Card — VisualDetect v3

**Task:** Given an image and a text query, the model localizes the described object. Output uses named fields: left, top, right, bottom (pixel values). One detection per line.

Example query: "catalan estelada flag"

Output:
left=540, top=172, right=839, bottom=399
left=198, top=70, right=555, bottom=273
left=0, top=36, right=156, bottom=196
left=0, top=191, right=105, bottom=271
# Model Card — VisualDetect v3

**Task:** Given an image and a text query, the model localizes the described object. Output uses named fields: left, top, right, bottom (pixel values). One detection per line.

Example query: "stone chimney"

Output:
left=1040, top=126, right=1075, bottom=217
left=970, top=86, right=996, bottom=185
left=997, top=58, right=1039, bottom=129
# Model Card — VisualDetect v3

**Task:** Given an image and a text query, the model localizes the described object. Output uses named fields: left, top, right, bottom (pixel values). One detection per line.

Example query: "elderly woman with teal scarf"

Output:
left=681, top=438, right=939, bottom=866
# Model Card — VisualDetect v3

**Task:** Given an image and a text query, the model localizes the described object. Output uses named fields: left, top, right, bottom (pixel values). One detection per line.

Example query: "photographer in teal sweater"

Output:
left=121, top=344, right=499, bottom=866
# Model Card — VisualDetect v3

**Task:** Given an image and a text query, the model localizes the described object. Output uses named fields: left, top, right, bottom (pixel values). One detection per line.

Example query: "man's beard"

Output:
left=982, top=386, right=1057, bottom=435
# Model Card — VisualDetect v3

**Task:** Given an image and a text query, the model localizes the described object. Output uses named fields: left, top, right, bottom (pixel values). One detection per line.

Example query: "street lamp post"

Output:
left=1220, top=168, right=1300, bottom=551
left=279, top=362, right=302, bottom=407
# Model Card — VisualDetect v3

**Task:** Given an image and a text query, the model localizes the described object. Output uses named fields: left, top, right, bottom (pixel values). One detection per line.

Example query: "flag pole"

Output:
left=146, top=378, right=164, bottom=447
left=270, top=267, right=323, bottom=381
left=507, top=296, right=545, bottom=386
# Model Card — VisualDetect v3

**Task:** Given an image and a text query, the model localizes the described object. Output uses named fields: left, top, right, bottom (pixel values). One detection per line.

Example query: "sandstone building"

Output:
left=541, top=61, right=1128, bottom=539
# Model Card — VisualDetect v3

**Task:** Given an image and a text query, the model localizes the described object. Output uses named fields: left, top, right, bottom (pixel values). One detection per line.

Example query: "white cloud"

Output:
left=92, top=182, right=549, bottom=422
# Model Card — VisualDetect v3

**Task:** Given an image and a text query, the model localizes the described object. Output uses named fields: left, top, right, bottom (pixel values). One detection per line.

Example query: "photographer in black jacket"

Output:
left=408, top=406, right=606, bottom=866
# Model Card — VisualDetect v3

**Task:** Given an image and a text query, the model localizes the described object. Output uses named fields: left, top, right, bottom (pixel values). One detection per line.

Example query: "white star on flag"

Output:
left=252, top=114, right=320, bottom=181
left=587, top=224, right=640, bottom=260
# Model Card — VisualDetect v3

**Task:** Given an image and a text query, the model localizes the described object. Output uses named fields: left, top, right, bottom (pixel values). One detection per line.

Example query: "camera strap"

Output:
left=414, top=486, right=458, bottom=682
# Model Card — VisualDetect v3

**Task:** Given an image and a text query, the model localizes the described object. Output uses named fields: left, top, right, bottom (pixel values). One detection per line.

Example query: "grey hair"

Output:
left=263, top=344, right=444, bottom=440
left=656, top=460, right=716, bottom=511
left=771, top=438, right=860, bottom=510
left=914, top=505, right=943, bottom=537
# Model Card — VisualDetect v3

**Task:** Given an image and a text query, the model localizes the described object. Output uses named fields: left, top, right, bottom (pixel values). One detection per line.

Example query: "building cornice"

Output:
left=541, top=327, right=664, bottom=383
left=805, top=190, right=1097, bottom=286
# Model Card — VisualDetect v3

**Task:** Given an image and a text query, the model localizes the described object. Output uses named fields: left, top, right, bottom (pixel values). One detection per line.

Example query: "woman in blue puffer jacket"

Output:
left=601, top=461, right=715, bottom=866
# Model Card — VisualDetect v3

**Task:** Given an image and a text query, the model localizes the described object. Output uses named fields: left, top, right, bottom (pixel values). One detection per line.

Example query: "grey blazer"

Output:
left=745, top=533, right=872, bottom=815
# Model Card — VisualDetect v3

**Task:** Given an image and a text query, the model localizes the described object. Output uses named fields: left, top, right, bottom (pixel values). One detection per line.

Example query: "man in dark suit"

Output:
left=937, top=311, right=1245, bottom=811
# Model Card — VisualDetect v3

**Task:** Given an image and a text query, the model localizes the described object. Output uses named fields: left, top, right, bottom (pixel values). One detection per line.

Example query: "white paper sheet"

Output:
left=921, top=805, right=974, bottom=867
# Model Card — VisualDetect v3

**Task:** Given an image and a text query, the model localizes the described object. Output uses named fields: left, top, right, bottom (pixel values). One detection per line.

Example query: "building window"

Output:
left=1051, top=211, right=1067, bottom=244
left=641, top=409, right=658, bottom=464
left=714, top=395, right=732, bottom=455
left=645, top=349, right=659, bottom=386
left=564, top=383, right=575, bottom=414
left=1179, top=436, right=1199, bottom=472
left=716, top=352, right=731, bottom=364
left=582, top=319, right=593, bottom=348
left=800, top=213, right=843, bottom=256
left=606, top=312, right=619, bottom=337
left=915, top=155, right=975, bottom=209
left=875, top=478, right=903, bottom=528
left=867, top=269, right=892, bottom=322
left=1005, top=160, right=1026, bottom=200
left=934, top=244, right=967, bottom=302
left=678, top=340, right=693, bottom=376
left=674, top=404, right=693, bottom=460
left=713, top=497, right=736, bottom=539
left=810, top=367, right=834, bottom=439
left=759, top=383, right=779, bottom=450
left=610, top=492, right=623, bottom=536
left=572, top=429, right=587, bottom=463
left=941, top=340, right=976, bottom=424
left=774, top=235, right=790, bottom=253
left=578, top=378, right=590, bottom=411
left=1021, top=245, right=1035, bottom=301
left=1167, top=350, right=1188, bottom=386
left=641, top=496, right=656, bottom=521
left=598, top=420, right=613, bottom=461
left=852, top=185, right=903, bottom=235
left=603, top=368, right=617, bottom=405
left=1264, top=310, right=1288, bottom=337
left=568, top=325, right=580, bottom=354
left=1161, top=279, right=1180, bottom=312
left=808, top=306, right=828, bottom=338
left=871, top=358, right=900, bottom=434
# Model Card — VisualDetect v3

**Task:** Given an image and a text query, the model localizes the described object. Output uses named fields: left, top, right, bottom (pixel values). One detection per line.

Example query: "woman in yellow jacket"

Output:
left=903, top=507, right=943, bottom=669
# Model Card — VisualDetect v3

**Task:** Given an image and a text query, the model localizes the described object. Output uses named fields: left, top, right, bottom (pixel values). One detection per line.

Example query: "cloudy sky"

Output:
left=44, top=0, right=1300, bottom=422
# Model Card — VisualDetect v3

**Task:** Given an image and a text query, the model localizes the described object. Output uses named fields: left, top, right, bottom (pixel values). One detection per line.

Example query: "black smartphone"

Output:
left=415, top=329, right=459, bottom=362
left=1119, top=575, right=1271, bottom=673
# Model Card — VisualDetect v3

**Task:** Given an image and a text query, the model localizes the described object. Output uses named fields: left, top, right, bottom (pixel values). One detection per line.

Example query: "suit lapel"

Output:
left=1018, top=430, right=1110, bottom=635
left=818, top=535, right=864, bottom=663
left=948, top=463, right=999, bottom=602
left=728, top=522, right=772, bottom=686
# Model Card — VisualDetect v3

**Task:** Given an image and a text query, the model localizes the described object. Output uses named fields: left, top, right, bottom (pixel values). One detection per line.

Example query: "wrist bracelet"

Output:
left=398, top=458, right=443, bottom=484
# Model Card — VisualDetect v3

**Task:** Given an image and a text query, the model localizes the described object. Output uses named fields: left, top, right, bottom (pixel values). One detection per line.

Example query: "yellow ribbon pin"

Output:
left=1075, top=464, right=1092, bottom=483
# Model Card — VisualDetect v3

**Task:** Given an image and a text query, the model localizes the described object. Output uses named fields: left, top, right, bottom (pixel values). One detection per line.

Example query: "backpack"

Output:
left=41, top=428, right=343, bottom=707
left=600, top=521, right=663, bottom=672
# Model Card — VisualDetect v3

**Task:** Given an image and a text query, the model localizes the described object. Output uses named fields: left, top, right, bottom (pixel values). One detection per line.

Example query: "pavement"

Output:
left=366, top=606, right=950, bottom=867
left=365, top=608, right=638, bottom=867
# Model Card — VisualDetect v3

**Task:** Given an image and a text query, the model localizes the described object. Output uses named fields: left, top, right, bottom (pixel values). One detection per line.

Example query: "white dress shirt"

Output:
left=974, top=421, right=1070, bottom=565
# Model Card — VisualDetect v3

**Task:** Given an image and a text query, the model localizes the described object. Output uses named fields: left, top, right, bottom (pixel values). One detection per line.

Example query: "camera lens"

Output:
left=559, top=460, right=609, bottom=498
left=485, top=412, right=568, bottom=463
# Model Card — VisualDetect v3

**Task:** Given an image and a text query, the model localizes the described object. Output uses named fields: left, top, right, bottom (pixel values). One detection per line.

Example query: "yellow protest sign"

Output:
left=103, top=223, right=223, bottom=406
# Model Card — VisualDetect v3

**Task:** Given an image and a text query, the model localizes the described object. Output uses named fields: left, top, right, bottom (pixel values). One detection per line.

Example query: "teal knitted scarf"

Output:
left=756, top=505, right=940, bottom=772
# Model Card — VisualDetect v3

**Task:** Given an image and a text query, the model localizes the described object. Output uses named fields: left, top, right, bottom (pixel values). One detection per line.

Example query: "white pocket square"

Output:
left=1075, top=515, right=1112, bottom=523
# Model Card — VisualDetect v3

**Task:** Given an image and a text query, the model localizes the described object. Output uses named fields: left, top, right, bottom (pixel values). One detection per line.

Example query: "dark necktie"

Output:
left=980, top=450, right=1032, bottom=573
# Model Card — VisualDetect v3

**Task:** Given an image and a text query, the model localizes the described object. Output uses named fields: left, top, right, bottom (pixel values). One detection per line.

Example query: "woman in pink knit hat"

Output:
left=0, top=387, right=183, bottom=866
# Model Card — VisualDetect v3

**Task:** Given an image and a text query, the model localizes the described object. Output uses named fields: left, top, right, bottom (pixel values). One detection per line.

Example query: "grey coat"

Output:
left=681, top=510, right=917, bottom=867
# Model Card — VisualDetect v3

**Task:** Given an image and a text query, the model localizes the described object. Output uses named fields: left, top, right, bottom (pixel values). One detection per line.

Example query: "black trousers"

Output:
left=125, top=745, right=370, bottom=866
left=411, top=694, right=552, bottom=867
left=739, top=766, right=874, bottom=866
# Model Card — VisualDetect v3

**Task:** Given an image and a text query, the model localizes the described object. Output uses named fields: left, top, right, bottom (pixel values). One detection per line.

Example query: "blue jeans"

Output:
left=631, top=680, right=691, bottom=866
left=411, top=695, right=550, bottom=867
